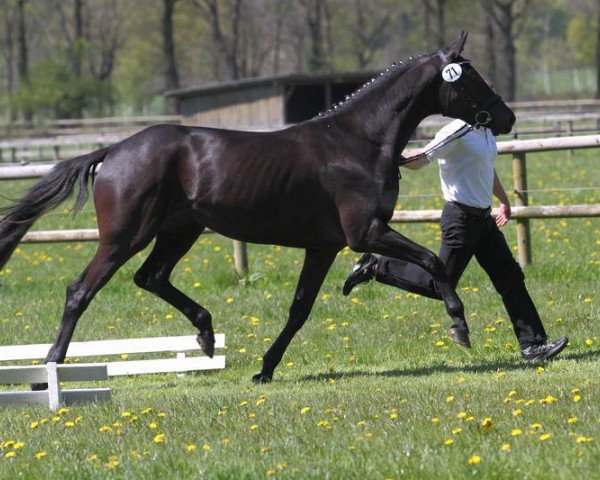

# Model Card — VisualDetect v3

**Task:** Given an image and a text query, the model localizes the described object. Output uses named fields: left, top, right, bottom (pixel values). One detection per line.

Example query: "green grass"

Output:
left=0, top=150, right=598, bottom=479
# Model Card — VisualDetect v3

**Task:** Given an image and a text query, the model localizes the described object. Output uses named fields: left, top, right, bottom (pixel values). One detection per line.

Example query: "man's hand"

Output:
left=495, top=202, right=511, bottom=227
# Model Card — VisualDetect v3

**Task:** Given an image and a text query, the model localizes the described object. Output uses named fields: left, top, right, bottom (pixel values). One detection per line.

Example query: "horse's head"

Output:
left=437, top=32, right=515, bottom=135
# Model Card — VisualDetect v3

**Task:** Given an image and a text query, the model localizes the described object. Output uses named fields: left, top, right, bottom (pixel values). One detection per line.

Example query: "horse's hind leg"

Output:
left=31, top=239, right=150, bottom=390
left=133, top=223, right=215, bottom=357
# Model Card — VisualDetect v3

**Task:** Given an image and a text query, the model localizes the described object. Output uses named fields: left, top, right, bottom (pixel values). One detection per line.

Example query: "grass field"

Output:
left=0, top=148, right=598, bottom=479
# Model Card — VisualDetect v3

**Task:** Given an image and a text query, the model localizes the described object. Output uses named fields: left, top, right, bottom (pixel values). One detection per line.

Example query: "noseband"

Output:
left=437, top=50, right=502, bottom=128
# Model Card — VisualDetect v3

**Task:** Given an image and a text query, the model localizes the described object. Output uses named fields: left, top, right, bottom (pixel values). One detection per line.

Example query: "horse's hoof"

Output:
left=447, top=327, right=471, bottom=348
left=196, top=332, right=215, bottom=358
left=252, top=372, right=272, bottom=384
left=31, top=383, right=48, bottom=391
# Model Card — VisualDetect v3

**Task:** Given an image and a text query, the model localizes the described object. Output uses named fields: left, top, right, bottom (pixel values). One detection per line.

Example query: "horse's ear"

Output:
left=443, top=31, right=468, bottom=60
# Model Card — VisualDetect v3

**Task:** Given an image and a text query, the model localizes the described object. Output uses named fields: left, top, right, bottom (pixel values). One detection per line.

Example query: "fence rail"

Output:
left=2, top=134, right=600, bottom=271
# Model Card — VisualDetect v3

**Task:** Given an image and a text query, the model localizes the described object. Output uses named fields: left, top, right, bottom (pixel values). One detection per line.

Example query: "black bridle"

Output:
left=437, top=50, right=503, bottom=128
left=398, top=52, right=503, bottom=166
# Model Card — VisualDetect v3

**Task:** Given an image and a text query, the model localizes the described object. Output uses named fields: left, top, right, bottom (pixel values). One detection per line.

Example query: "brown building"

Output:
left=165, top=71, right=375, bottom=129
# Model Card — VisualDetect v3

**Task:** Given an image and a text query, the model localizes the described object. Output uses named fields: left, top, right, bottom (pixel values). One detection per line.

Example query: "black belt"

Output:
left=450, top=201, right=491, bottom=218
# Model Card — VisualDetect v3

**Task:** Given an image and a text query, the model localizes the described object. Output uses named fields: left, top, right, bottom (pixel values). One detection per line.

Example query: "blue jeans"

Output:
left=375, top=201, right=547, bottom=348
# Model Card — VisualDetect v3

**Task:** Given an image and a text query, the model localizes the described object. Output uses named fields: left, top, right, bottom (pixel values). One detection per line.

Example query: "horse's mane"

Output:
left=316, top=52, right=432, bottom=119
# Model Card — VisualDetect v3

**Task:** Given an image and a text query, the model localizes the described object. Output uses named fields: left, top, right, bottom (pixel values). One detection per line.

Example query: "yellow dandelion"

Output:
left=468, top=455, right=481, bottom=465
left=568, top=417, right=578, bottom=424
left=267, top=469, right=277, bottom=477
left=531, top=423, right=543, bottom=430
left=481, top=418, right=493, bottom=429
left=186, top=444, right=197, bottom=452
left=573, top=395, right=582, bottom=403
left=576, top=436, right=594, bottom=444
left=202, top=443, right=211, bottom=452
left=64, top=421, right=75, bottom=428
left=260, top=446, right=269, bottom=454
left=300, top=406, right=311, bottom=415
left=585, top=339, right=593, bottom=346
left=250, top=424, right=258, bottom=431
left=445, top=396, right=455, bottom=403
left=539, top=433, right=553, bottom=441
left=540, top=395, right=557, bottom=404
left=153, top=433, right=165, bottom=444
left=431, top=417, right=440, bottom=425
left=226, top=297, right=234, bottom=304
left=511, top=428, right=523, bottom=437
left=13, top=442, right=24, bottom=450
left=444, top=438, right=454, bottom=446
left=512, top=409, right=523, bottom=416
left=30, top=421, right=39, bottom=429
left=4, top=451, right=16, bottom=458
left=34, top=451, right=47, bottom=459
left=452, top=427, right=463, bottom=435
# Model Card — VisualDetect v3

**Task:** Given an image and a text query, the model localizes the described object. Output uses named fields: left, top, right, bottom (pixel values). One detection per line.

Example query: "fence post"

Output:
left=512, top=152, right=532, bottom=266
left=233, top=240, right=248, bottom=276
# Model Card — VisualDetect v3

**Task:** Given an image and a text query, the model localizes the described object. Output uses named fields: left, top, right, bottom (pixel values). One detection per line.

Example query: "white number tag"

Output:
left=442, top=63, right=463, bottom=82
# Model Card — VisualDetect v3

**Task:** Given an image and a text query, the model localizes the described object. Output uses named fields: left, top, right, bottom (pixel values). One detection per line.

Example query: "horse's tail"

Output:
left=0, top=147, right=109, bottom=270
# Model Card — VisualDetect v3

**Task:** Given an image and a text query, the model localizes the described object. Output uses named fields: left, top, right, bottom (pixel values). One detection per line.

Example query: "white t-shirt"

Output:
left=425, top=119, right=497, bottom=209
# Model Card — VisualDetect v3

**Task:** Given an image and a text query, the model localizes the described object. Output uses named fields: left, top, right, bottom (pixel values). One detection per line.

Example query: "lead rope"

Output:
left=398, top=123, right=474, bottom=166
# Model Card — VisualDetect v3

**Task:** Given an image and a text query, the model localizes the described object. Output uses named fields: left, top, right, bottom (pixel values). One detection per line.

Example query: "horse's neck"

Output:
left=341, top=59, right=442, bottom=161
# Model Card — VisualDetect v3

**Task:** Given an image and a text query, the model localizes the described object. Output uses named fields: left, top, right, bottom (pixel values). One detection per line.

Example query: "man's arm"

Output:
left=400, top=152, right=431, bottom=170
left=493, top=170, right=511, bottom=227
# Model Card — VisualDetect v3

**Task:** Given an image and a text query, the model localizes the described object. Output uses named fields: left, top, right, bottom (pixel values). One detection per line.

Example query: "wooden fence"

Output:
left=1, top=134, right=599, bottom=272
left=2, top=108, right=600, bottom=164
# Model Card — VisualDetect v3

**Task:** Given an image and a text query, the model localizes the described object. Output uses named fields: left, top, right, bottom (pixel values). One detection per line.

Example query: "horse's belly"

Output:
left=193, top=206, right=345, bottom=249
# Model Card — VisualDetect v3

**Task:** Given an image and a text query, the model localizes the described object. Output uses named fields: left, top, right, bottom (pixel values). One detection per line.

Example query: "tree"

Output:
left=299, top=0, right=330, bottom=72
left=487, top=0, right=533, bottom=101
left=163, top=0, right=180, bottom=113
left=349, top=0, right=393, bottom=69
left=193, top=0, right=243, bottom=80
left=423, top=0, right=447, bottom=49
left=597, top=0, right=600, bottom=98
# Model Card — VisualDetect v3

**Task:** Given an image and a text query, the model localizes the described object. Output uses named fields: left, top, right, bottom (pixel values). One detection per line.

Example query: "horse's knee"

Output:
left=64, top=282, right=86, bottom=317
left=134, top=267, right=164, bottom=292
left=346, top=219, right=386, bottom=252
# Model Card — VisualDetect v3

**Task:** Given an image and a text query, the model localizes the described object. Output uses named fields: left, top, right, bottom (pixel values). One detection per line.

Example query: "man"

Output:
left=343, top=119, right=568, bottom=363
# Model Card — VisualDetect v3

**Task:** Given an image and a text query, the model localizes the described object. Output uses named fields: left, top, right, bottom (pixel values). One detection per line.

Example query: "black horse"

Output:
left=0, top=32, right=514, bottom=384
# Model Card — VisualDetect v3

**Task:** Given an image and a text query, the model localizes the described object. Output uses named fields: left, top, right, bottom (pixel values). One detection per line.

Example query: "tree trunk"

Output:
left=423, top=1, right=432, bottom=51
left=596, top=0, right=600, bottom=99
left=17, top=0, right=31, bottom=121
left=489, top=1, right=517, bottom=101
left=2, top=4, right=15, bottom=122
left=73, top=0, right=83, bottom=78
left=16, top=0, right=28, bottom=84
left=302, top=0, right=326, bottom=72
left=483, top=2, right=497, bottom=84
left=435, top=0, right=446, bottom=48
left=162, top=0, right=180, bottom=113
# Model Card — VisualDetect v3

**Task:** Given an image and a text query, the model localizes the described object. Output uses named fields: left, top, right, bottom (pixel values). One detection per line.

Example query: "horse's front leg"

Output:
left=347, top=217, right=468, bottom=338
left=253, top=248, right=338, bottom=384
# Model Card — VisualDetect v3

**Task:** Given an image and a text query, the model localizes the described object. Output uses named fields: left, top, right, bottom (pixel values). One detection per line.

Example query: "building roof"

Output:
left=165, top=71, right=377, bottom=99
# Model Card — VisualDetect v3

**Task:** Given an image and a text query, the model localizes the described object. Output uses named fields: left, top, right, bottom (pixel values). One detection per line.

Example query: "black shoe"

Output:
left=521, top=336, right=569, bottom=363
left=342, top=253, right=378, bottom=296
left=447, top=327, right=471, bottom=348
